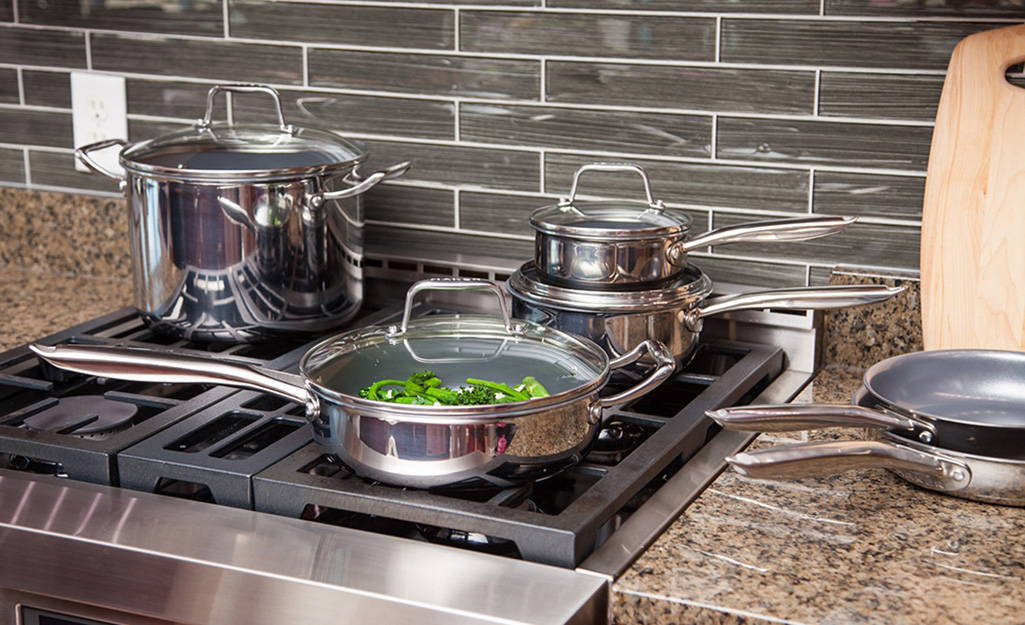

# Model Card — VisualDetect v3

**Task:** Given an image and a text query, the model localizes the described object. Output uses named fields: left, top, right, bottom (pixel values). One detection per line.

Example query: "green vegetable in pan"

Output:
left=358, top=371, right=550, bottom=405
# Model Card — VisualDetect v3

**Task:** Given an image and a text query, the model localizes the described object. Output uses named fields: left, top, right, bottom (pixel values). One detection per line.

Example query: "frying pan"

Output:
left=706, top=349, right=1025, bottom=505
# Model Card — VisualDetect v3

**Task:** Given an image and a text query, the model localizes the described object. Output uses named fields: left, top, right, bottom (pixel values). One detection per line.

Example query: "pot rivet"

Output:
left=919, top=431, right=933, bottom=443
left=951, top=469, right=966, bottom=482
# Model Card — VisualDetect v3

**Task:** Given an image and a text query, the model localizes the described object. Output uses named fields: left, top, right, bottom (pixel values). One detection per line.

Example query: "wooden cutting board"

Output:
left=921, top=23, right=1025, bottom=351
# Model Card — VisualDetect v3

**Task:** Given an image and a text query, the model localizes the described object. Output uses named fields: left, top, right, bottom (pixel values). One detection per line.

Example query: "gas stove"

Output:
left=0, top=269, right=818, bottom=625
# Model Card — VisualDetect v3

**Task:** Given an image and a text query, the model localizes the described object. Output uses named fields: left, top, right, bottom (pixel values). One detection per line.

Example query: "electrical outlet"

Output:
left=71, top=72, right=128, bottom=174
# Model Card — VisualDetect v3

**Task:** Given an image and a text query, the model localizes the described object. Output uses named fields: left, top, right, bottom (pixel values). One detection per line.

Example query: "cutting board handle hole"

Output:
left=1006, top=63, right=1025, bottom=90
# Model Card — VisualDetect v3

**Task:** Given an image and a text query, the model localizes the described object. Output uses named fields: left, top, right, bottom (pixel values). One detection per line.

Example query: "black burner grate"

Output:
left=250, top=339, right=785, bottom=568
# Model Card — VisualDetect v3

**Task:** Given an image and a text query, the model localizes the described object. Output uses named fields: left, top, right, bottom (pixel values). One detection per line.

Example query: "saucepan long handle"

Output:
left=707, top=404, right=918, bottom=432
left=726, top=440, right=972, bottom=490
left=671, top=215, right=857, bottom=262
left=685, top=284, right=904, bottom=331
left=29, top=344, right=308, bottom=405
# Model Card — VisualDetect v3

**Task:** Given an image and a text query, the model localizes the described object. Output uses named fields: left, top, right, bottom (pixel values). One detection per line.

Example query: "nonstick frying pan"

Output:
left=707, top=349, right=1025, bottom=505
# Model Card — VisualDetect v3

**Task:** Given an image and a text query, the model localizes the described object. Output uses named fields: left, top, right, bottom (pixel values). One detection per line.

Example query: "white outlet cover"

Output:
left=71, top=72, right=128, bottom=175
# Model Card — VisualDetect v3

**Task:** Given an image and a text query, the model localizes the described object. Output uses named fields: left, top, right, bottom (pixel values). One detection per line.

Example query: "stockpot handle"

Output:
left=28, top=344, right=308, bottom=405
left=388, top=278, right=522, bottom=338
left=598, top=339, right=676, bottom=409
left=314, top=160, right=413, bottom=206
left=685, top=284, right=905, bottom=332
left=197, top=84, right=293, bottom=134
left=559, top=163, right=665, bottom=213
left=75, top=138, right=128, bottom=183
left=726, top=439, right=972, bottom=490
left=668, top=216, right=857, bottom=266
left=707, top=403, right=919, bottom=433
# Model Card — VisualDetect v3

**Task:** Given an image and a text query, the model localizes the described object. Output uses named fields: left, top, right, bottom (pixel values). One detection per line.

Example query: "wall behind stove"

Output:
left=1, top=2, right=1023, bottom=287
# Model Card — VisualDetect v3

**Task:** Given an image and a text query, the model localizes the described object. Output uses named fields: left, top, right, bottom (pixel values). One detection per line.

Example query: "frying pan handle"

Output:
left=686, top=284, right=905, bottom=331
left=670, top=215, right=857, bottom=264
left=28, top=344, right=308, bottom=405
left=707, top=404, right=918, bottom=432
left=726, top=440, right=972, bottom=491
left=598, top=339, right=676, bottom=410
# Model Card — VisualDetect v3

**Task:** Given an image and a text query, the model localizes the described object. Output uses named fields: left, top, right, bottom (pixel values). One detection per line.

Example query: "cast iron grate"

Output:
left=250, top=338, right=785, bottom=568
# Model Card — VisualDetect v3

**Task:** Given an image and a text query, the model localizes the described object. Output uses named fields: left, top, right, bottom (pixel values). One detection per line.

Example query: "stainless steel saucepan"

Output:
left=508, top=261, right=903, bottom=364
left=531, top=163, right=856, bottom=289
left=708, top=349, right=1025, bottom=506
left=30, top=279, right=675, bottom=491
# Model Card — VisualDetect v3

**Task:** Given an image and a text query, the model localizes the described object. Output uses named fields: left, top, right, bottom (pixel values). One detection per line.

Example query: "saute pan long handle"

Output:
left=707, top=404, right=918, bottom=432
left=671, top=215, right=857, bottom=262
left=29, top=344, right=308, bottom=405
left=726, top=440, right=972, bottom=490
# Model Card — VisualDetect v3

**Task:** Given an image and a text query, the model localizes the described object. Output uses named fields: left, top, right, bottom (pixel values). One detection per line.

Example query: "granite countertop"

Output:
left=5, top=188, right=1025, bottom=625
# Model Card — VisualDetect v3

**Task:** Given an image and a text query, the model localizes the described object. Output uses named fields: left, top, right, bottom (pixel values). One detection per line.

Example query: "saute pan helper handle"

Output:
left=707, top=404, right=919, bottom=433
left=559, top=162, right=665, bottom=214
left=598, top=339, right=676, bottom=410
left=29, top=344, right=308, bottom=405
left=669, top=215, right=858, bottom=265
left=75, top=138, right=128, bottom=184
left=684, top=284, right=905, bottom=332
left=726, top=440, right=972, bottom=491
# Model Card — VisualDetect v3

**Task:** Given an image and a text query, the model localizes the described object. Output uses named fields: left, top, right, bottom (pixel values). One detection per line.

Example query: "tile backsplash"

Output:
left=1, top=1, right=1023, bottom=287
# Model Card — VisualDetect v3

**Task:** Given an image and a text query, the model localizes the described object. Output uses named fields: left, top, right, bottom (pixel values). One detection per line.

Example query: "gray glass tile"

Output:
left=0, top=0, right=11, bottom=22
left=229, top=1, right=453, bottom=50
left=0, top=109, right=72, bottom=149
left=0, top=68, right=16, bottom=104
left=28, top=151, right=120, bottom=193
left=367, top=185, right=455, bottom=228
left=809, top=266, right=833, bottom=286
left=819, top=72, right=944, bottom=122
left=126, top=81, right=456, bottom=140
left=23, top=71, right=72, bottom=108
left=128, top=118, right=191, bottom=143
left=550, top=0, right=817, bottom=12
left=712, top=212, right=920, bottom=270
left=0, top=148, right=25, bottom=184
left=722, top=19, right=1005, bottom=71
left=310, top=50, right=540, bottom=100
left=91, top=34, right=303, bottom=85
left=547, top=62, right=815, bottom=115
left=827, top=0, right=1025, bottom=18
left=458, top=189, right=710, bottom=239
left=17, top=0, right=222, bottom=37
left=367, top=224, right=533, bottom=261
left=813, top=172, right=925, bottom=220
left=361, top=140, right=540, bottom=192
left=0, top=26, right=86, bottom=69
left=460, top=11, right=714, bottom=61
left=545, top=154, right=810, bottom=213
left=716, top=117, right=933, bottom=171
left=460, top=103, right=711, bottom=158
left=690, top=255, right=808, bottom=288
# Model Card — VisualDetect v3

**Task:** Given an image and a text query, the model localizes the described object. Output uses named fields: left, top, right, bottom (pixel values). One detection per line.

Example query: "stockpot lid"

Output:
left=118, top=84, right=369, bottom=183
left=507, top=261, right=714, bottom=313
left=299, top=288, right=613, bottom=418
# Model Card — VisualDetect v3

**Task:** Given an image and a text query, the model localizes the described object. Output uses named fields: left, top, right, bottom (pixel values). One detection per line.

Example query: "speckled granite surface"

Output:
left=4, top=187, right=1025, bottom=625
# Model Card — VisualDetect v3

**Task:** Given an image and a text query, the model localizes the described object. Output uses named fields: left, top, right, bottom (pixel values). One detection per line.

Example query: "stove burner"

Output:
left=22, top=396, right=139, bottom=438
left=588, top=420, right=649, bottom=465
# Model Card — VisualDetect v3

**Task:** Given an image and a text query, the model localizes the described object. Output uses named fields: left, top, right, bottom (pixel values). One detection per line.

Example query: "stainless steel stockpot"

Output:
left=708, top=349, right=1025, bottom=505
left=531, top=163, right=856, bottom=289
left=507, top=261, right=903, bottom=364
left=30, top=279, right=675, bottom=491
left=76, top=84, right=411, bottom=343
